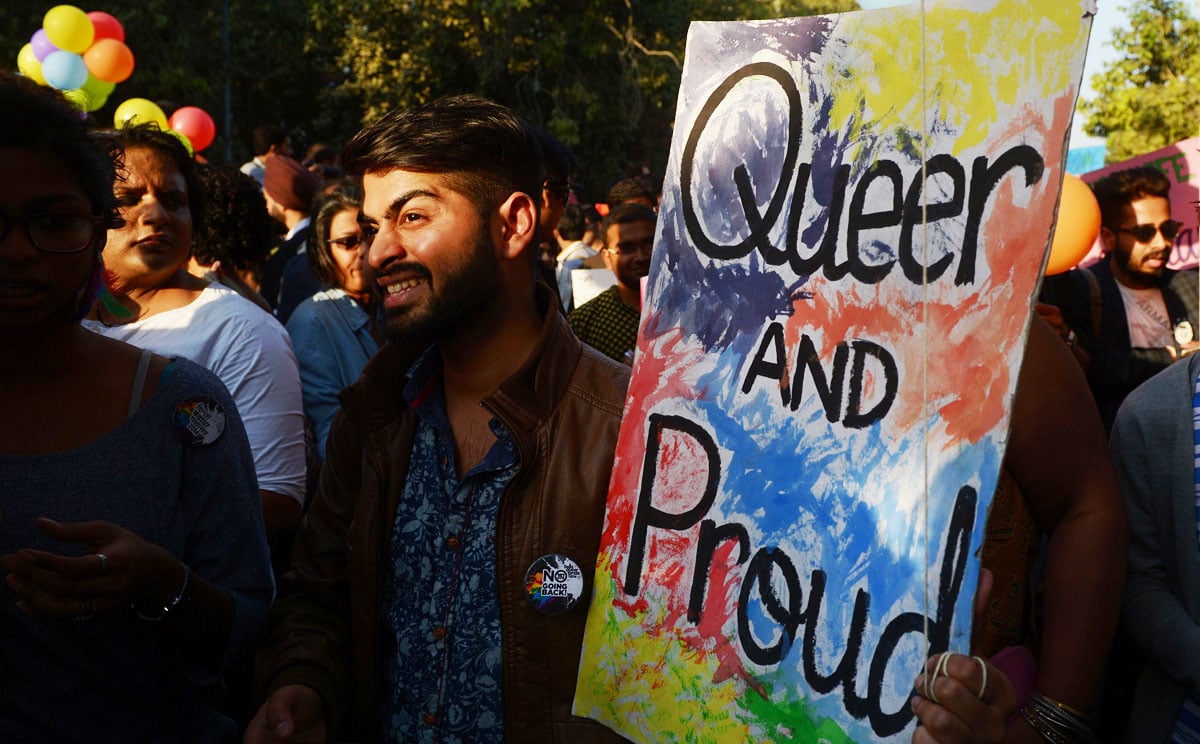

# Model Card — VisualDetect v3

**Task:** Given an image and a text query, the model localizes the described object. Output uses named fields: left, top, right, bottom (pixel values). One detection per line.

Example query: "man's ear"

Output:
left=601, top=245, right=618, bottom=275
left=1099, top=226, right=1116, bottom=255
left=496, top=191, right=538, bottom=260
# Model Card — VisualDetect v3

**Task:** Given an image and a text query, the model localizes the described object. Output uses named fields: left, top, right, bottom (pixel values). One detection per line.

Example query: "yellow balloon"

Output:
left=17, top=43, right=47, bottom=86
left=114, top=98, right=168, bottom=130
left=43, top=5, right=95, bottom=54
left=62, top=87, right=90, bottom=112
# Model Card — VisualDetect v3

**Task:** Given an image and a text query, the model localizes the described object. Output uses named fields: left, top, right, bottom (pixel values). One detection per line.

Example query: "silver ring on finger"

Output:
left=96, top=553, right=109, bottom=573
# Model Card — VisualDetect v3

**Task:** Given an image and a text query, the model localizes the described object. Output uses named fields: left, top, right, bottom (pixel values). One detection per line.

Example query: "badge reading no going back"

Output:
left=174, top=396, right=226, bottom=446
left=524, top=554, right=584, bottom=615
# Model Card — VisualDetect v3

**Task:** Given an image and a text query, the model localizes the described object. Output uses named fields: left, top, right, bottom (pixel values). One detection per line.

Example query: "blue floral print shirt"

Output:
left=380, top=347, right=519, bottom=743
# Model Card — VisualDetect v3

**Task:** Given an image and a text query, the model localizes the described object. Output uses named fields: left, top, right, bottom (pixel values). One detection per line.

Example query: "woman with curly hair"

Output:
left=189, top=163, right=275, bottom=311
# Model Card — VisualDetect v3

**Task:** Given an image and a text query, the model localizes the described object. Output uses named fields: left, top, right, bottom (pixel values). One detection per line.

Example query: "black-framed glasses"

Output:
left=328, top=235, right=362, bottom=250
left=0, top=212, right=103, bottom=253
left=1111, top=219, right=1183, bottom=243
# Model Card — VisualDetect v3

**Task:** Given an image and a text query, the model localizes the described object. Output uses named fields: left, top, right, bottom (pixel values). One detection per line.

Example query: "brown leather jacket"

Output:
left=255, top=299, right=631, bottom=743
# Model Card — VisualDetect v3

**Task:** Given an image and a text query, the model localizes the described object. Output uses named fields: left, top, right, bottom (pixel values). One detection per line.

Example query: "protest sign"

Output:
left=574, top=1, right=1092, bottom=741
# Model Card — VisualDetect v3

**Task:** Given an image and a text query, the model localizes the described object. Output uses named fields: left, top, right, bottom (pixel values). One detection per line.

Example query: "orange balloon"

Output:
left=1046, top=173, right=1101, bottom=275
left=83, top=38, right=134, bottom=83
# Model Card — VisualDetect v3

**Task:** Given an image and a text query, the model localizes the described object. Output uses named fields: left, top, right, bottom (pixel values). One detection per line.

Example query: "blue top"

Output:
left=0, top=358, right=273, bottom=743
left=286, top=288, right=380, bottom=458
left=379, top=346, right=518, bottom=743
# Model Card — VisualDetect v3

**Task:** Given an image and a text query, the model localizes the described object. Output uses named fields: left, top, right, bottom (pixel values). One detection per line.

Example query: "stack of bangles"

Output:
left=1019, top=691, right=1093, bottom=744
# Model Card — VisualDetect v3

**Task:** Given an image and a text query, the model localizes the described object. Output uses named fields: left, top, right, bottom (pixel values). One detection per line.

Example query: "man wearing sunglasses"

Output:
left=1049, top=165, right=1198, bottom=436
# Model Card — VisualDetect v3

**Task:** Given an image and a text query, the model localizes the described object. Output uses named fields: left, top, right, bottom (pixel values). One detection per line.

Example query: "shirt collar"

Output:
left=285, top=216, right=312, bottom=242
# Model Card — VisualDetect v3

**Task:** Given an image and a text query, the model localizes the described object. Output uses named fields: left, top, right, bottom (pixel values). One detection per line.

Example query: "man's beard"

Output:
left=1114, top=240, right=1167, bottom=288
left=376, top=225, right=502, bottom=347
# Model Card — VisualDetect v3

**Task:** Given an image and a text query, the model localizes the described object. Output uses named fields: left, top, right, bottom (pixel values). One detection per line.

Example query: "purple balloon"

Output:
left=31, top=29, right=58, bottom=62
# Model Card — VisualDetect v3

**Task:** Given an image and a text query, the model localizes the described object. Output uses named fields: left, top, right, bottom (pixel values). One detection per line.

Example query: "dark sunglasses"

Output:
left=1111, top=219, right=1183, bottom=243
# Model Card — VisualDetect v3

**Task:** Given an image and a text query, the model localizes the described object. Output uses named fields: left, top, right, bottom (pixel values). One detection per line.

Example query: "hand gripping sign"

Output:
left=574, top=1, right=1092, bottom=741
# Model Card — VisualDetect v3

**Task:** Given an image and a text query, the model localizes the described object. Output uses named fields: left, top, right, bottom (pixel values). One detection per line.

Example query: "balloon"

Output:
left=168, top=106, right=216, bottom=152
left=83, top=38, right=134, bottom=83
left=62, top=87, right=91, bottom=112
left=87, top=11, right=124, bottom=43
left=81, top=73, right=115, bottom=100
left=41, top=50, right=89, bottom=91
left=1047, top=174, right=1102, bottom=276
left=17, top=43, right=47, bottom=85
left=43, top=5, right=94, bottom=54
left=30, top=29, right=58, bottom=61
left=114, top=98, right=168, bottom=130
left=167, top=129, right=195, bottom=157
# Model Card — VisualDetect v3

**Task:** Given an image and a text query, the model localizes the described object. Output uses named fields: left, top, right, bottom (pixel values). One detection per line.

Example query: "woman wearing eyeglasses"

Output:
left=0, top=73, right=272, bottom=741
left=285, top=185, right=381, bottom=458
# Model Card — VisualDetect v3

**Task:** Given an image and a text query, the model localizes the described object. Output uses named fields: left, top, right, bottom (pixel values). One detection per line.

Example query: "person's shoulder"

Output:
left=163, top=356, right=239, bottom=407
left=198, top=284, right=283, bottom=324
left=567, top=343, right=631, bottom=416
left=1166, top=266, right=1199, bottom=290
left=567, top=293, right=599, bottom=325
left=285, top=289, right=345, bottom=333
left=192, top=284, right=295, bottom=355
left=1120, top=353, right=1197, bottom=423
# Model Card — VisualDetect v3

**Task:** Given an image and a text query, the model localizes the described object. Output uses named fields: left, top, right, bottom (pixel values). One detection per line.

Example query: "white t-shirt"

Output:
left=85, top=284, right=307, bottom=506
left=1116, top=283, right=1174, bottom=349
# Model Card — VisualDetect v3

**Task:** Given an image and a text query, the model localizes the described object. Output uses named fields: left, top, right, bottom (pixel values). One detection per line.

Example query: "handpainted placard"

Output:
left=575, top=1, right=1092, bottom=742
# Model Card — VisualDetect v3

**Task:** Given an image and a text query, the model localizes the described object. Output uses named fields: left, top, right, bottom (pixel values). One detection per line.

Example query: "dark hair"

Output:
left=304, top=143, right=338, bottom=166
left=252, top=124, right=290, bottom=157
left=192, top=164, right=274, bottom=272
left=341, top=95, right=544, bottom=221
left=557, top=204, right=586, bottom=241
left=91, top=124, right=205, bottom=231
left=600, top=202, right=657, bottom=242
left=533, top=126, right=576, bottom=196
left=606, top=175, right=659, bottom=208
left=307, top=182, right=364, bottom=288
left=1092, top=166, right=1172, bottom=228
left=0, top=72, right=119, bottom=230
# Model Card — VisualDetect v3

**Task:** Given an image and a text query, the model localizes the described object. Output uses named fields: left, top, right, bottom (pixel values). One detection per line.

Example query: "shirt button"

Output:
left=446, top=536, right=461, bottom=551
left=432, top=626, right=446, bottom=640
left=423, top=712, right=437, bottom=726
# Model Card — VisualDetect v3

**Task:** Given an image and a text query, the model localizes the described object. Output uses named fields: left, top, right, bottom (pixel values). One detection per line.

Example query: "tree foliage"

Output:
left=2, top=0, right=852, bottom=192
left=317, top=0, right=854, bottom=196
left=1078, top=0, right=1200, bottom=163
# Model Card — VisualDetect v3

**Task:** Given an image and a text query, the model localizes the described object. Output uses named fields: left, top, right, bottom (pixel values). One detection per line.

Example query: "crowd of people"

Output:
left=0, top=66, right=1197, bottom=744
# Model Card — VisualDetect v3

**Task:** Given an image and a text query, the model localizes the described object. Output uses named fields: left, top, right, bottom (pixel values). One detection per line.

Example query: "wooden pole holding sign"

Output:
left=574, top=1, right=1093, bottom=741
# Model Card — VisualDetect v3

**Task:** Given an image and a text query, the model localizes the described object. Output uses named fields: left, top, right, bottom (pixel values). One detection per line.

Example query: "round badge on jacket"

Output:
left=173, top=396, right=226, bottom=446
left=1175, top=321, right=1194, bottom=346
left=524, top=554, right=585, bottom=615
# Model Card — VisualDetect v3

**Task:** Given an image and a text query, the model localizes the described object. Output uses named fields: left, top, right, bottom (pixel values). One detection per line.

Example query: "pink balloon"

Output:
left=168, top=106, right=216, bottom=152
left=87, top=11, right=124, bottom=43
left=31, top=29, right=58, bottom=62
